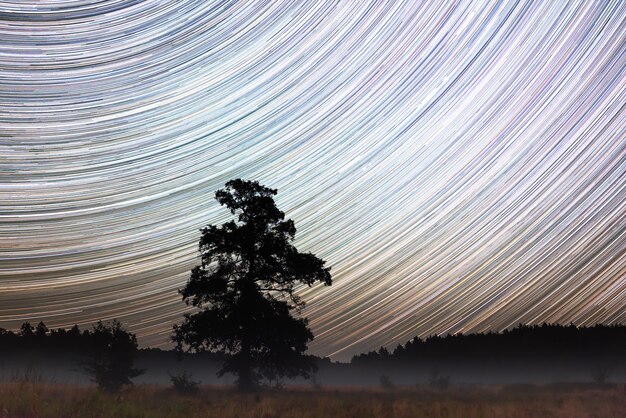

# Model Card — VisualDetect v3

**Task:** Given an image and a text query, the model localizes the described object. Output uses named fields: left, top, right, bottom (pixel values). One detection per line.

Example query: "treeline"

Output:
left=351, top=324, right=626, bottom=368
left=3, top=322, right=623, bottom=366
left=0, top=320, right=146, bottom=391
left=0, top=321, right=98, bottom=356
left=0, top=321, right=223, bottom=362
left=1, top=321, right=625, bottom=387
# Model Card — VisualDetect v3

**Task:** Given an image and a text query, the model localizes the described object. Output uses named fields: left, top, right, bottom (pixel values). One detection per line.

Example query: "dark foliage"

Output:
left=0, top=321, right=624, bottom=386
left=0, top=320, right=143, bottom=391
left=83, top=320, right=144, bottom=392
left=428, top=370, right=451, bottom=390
left=351, top=323, right=626, bottom=373
left=0, top=323, right=93, bottom=357
left=172, top=179, right=332, bottom=390
left=379, top=374, right=394, bottom=389
left=169, top=371, right=201, bottom=394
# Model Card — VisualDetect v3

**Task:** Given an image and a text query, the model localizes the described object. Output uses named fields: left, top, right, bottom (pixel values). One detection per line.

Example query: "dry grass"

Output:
left=0, top=382, right=624, bottom=418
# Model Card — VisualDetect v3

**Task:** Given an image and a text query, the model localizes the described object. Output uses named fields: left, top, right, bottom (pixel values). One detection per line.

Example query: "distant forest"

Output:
left=0, top=322, right=125, bottom=357
left=351, top=323, right=625, bottom=366
left=1, top=322, right=624, bottom=365
left=1, top=322, right=625, bottom=386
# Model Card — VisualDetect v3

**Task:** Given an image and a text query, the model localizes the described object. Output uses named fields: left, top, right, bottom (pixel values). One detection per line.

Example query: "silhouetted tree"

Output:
left=83, top=320, right=144, bottom=392
left=19, top=322, right=34, bottom=338
left=173, top=179, right=332, bottom=391
left=35, top=321, right=48, bottom=338
left=169, top=370, right=200, bottom=394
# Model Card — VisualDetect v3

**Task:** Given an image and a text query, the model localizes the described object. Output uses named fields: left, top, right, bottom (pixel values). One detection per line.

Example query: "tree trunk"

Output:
left=237, top=269, right=255, bottom=392
left=237, top=339, right=253, bottom=391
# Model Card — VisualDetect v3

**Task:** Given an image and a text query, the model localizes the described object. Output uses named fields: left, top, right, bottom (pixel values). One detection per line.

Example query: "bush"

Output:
left=591, top=364, right=611, bottom=386
left=379, top=374, right=394, bottom=389
left=169, top=371, right=200, bottom=394
left=428, top=370, right=450, bottom=391
left=83, top=320, right=144, bottom=392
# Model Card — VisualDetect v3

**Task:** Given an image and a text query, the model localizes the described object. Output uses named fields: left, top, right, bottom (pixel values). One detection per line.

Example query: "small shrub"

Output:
left=592, top=364, right=611, bottom=386
left=379, top=374, right=394, bottom=389
left=428, top=370, right=450, bottom=391
left=169, top=371, right=200, bottom=394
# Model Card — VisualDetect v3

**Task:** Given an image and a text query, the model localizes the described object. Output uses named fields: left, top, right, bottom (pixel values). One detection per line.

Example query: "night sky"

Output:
left=1, top=1, right=624, bottom=361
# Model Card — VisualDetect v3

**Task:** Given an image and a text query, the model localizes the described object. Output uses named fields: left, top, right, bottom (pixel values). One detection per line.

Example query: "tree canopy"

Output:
left=173, top=179, right=332, bottom=390
left=83, top=320, right=144, bottom=392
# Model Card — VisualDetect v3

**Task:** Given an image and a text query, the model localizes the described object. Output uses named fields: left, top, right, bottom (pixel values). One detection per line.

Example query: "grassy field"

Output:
left=0, top=382, right=624, bottom=418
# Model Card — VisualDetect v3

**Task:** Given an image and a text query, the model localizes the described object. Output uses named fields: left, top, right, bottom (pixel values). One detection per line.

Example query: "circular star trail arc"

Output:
left=0, top=1, right=624, bottom=361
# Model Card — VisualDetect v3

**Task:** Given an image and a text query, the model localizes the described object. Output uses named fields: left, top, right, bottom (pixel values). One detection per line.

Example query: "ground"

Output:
left=0, top=382, right=624, bottom=418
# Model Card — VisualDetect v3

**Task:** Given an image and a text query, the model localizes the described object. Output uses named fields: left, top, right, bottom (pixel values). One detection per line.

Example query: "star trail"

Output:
left=0, top=1, right=624, bottom=360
